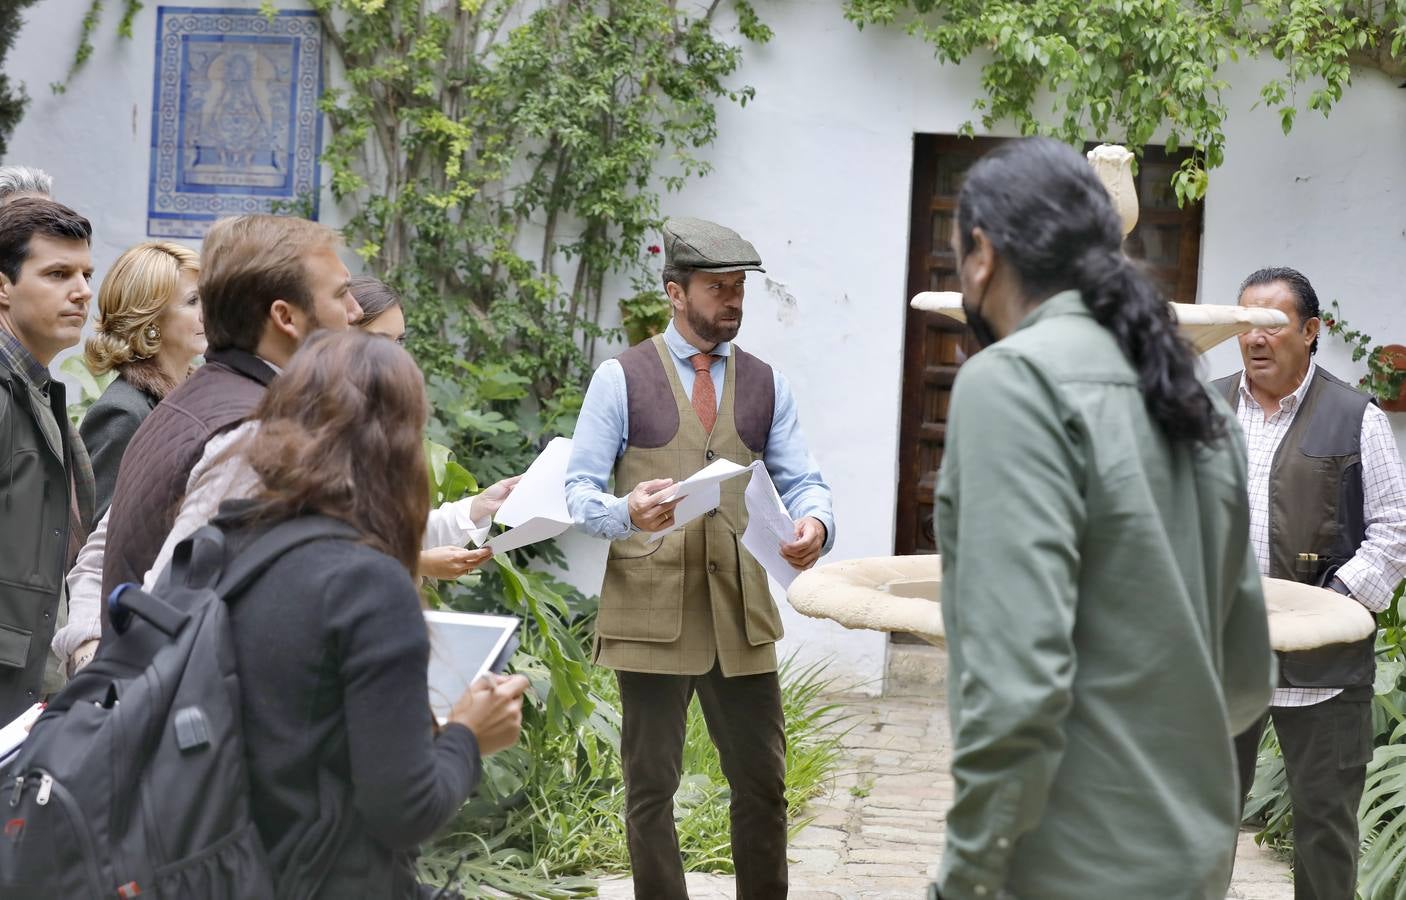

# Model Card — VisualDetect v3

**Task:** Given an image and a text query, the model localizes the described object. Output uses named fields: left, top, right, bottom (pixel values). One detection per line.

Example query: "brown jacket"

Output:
left=101, top=349, right=276, bottom=617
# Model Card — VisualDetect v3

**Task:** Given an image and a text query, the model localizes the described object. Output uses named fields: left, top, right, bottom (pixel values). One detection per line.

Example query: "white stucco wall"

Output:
left=5, top=0, right=1403, bottom=694
left=1196, top=57, right=1406, bottom=457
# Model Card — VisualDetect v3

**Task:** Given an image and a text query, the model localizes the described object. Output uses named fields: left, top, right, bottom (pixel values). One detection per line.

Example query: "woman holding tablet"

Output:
left=211, top=330, right=529, bottom=897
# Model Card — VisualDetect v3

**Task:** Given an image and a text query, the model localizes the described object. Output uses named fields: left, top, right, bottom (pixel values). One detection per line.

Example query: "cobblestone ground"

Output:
left=598, top=693, right=1294, bottom=899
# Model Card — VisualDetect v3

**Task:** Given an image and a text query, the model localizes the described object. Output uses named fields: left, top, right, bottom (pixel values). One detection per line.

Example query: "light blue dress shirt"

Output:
left=566, top=321, right=835, bottom=549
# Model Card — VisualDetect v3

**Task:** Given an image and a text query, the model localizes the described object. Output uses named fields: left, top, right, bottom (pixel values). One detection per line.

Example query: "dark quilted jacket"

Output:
left=100, top=349, right=277, bottom=620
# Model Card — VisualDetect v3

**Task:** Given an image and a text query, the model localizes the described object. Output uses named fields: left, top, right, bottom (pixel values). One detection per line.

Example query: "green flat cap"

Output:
left=662, top=217, right=765, bottom=273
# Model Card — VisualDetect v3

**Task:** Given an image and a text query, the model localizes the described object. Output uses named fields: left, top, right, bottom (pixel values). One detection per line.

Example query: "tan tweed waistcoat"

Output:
left=596, top=336, right=782, bottom=676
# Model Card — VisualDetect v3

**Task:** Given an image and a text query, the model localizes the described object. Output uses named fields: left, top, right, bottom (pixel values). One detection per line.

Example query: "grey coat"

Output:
left=80, top=374, right=159, bottom=518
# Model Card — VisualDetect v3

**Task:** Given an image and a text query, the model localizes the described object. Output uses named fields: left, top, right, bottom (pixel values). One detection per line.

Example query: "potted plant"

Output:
left=1322, top=301, right=1406, bottom=412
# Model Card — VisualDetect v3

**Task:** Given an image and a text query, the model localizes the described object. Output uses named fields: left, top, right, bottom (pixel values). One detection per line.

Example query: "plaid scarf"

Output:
left=0, top=329, right=97, bottom=562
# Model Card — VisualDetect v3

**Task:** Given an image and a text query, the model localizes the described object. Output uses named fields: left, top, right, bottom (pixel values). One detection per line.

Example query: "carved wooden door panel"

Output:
left=893, top=136, right=992, bottom=559
left=893, top=136, right=1204, bottom=567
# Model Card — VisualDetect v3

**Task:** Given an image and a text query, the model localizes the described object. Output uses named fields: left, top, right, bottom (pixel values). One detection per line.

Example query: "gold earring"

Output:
left=144, top=324, right=161, bottom=343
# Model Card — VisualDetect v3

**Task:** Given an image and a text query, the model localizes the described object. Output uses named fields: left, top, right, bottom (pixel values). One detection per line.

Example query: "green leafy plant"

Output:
left=306, top=0, right=770, bottom=487
left=1246, top=579, right=1406, bottom=892
left=418, top=654, right=851, bottom=895
left=51, top=0, right=143, bottom=95
left=842, top=0, right=1405, bottom=204
left=59, top=355, right=116, bottom=427
left=619, top=289, right=672, bottom=347
left=1322, top=300, right=1406, bottom=406
left=0, top=0, right=44, bottom=156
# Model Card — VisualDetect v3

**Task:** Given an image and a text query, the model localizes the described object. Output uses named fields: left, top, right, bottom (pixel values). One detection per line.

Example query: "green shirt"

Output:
left=935, top=291, right=1274, bottom=900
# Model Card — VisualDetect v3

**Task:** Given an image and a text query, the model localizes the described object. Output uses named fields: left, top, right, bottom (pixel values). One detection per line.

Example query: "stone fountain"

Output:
left=785, top=145, right=1345, bottom=654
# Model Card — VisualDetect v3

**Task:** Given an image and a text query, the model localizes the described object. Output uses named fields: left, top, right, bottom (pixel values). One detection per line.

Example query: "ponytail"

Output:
left=1072, top=249, right=1225, bottom=445
left=957, top=138, right=1226, bottom=447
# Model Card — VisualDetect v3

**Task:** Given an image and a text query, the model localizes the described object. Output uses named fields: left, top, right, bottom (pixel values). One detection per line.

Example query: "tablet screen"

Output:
left=424, top=611, right=521, bottom=723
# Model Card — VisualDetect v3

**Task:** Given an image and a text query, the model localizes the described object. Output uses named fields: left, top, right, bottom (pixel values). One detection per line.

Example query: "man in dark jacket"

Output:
left=86, top=215, right=360, bottom=637
left=0, top=199, right=97, bottom=721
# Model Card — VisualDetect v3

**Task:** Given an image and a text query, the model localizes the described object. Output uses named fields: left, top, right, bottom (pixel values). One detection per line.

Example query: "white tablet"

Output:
left=424, top=611, right=521, bottom=724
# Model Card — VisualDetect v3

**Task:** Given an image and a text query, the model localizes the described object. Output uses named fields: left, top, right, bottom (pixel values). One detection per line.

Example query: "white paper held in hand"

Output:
left=644, top=457, right=804, bottom=589
left=487, top=436, right=574, bottom=553
left=646, top=458, right=756, bottom=542
left=0, top=702, right=44, bottom=765
left=741, top=466, right=801, bottom=589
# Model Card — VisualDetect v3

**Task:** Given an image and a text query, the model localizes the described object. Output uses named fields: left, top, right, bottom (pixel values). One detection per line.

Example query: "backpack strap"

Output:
left=213, top=515, right=360, bottom=601
left=110, top=517, right=360, bottom=636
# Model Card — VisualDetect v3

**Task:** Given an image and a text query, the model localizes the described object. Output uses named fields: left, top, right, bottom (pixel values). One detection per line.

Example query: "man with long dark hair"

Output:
left=932, top=138, right=1274, bottom=899
left=1223, top=267, right=1406, bottom=899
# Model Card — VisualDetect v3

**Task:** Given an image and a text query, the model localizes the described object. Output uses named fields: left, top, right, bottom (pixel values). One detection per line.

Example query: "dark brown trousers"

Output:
left=616, top=662, right=788, bottom=900
left=1235, top=693, right=1372, bottom=900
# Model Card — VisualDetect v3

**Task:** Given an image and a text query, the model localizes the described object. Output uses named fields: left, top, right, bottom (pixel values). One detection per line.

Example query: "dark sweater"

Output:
left=219, top=512, right=481, bottom=899
left=79, top=374, right=159, bottom=518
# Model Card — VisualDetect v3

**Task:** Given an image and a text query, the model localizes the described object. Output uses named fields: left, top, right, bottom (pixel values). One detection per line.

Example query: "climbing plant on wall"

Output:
left=843, top=0, right=1406, bottom=204
left=312, top=0, right=770, bottom=485
left=0, top=0, right=43, bottom=156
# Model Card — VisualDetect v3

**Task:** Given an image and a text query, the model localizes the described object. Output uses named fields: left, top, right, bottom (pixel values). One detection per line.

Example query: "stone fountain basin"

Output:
left=787, top=556, right=943, bottom=647
left=786, top=554, right=1370, bottom=655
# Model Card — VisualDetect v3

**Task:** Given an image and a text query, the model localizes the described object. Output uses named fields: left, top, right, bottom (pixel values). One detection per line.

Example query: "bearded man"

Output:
left=566, top=217, right=835, bottom=899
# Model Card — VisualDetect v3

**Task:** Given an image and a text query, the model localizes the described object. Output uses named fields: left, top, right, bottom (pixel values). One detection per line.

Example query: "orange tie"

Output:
left=690, top=353, right=718, bottom=433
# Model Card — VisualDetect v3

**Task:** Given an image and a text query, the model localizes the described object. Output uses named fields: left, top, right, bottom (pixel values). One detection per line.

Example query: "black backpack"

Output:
left=0, top=516, right=356, bottom=899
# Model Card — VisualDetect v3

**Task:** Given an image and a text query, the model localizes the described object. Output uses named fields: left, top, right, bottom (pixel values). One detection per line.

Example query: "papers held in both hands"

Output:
left=647, top=458, right=803, bottom=589
left=425, top=611, right=521, bottom=724
left=485, top=437, right=575, bottom=554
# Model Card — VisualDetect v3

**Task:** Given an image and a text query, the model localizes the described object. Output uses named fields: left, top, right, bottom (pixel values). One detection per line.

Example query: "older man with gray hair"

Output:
left=0, top=165, right=53, bottom=204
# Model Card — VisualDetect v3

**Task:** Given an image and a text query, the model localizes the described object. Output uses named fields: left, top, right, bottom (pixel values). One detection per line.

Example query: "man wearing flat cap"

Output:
left=567, top=217, right=835, bottom=898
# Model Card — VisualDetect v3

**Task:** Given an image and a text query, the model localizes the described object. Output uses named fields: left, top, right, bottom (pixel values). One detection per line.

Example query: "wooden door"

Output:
left=893, top=136, right=993, bottom=560
left=893, top=136, right=1205, bottom=565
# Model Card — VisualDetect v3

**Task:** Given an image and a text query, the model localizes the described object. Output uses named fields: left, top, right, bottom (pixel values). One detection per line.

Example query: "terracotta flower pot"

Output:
left=1380, top=344, right=1406, bottom=413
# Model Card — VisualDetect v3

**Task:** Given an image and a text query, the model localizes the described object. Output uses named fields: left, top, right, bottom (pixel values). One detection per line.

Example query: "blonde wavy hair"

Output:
left=85, top=241, right=201, bottom=374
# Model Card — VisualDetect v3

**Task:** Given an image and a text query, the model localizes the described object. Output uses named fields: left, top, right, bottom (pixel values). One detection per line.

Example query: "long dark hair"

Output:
left=957, top=138, right=1224, bottom=446
left=237, top=330, right=430, bottom=573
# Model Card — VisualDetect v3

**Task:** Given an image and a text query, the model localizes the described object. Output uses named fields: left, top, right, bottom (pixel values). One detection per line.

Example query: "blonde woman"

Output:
left=80, top=241, right=205, bottom=514
left=54, top=243, right=204, bottom=676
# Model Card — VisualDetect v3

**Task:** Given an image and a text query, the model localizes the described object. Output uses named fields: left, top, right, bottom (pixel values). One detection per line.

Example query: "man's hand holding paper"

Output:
left=780, top=517, right=826, bottom=570
left=628, top=478, right=682, bottom=532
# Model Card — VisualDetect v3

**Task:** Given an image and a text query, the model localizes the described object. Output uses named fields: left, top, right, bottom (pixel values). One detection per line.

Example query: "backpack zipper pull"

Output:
left=8, top=776, right=22, bottom=807
left=35, top=774, right=52, bottom=806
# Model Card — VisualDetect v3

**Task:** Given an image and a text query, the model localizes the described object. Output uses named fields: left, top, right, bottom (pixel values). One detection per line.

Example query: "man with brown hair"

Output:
left=65, top=215, right=360, bottom=644
left=566, top=217, right=834, bottom=899
left=0, top=198, right=96, bottom=720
